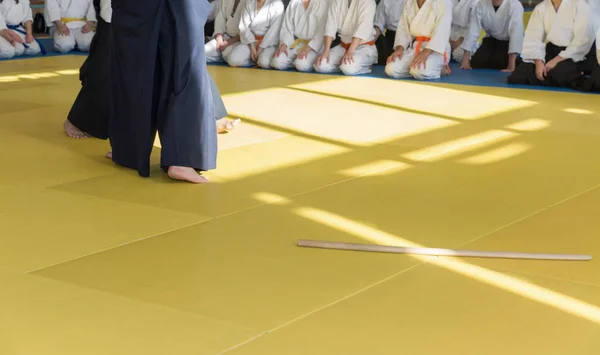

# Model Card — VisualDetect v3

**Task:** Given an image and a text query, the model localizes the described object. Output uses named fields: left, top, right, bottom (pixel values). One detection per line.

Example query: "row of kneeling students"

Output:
left=204, top=0, right=600, bottom=91
left=1, top=0, right=103, bottom=58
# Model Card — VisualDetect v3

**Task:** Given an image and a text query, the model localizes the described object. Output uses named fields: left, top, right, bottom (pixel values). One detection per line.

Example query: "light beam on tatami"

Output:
left=295, top=207, right=600, bottom=325
left=458, top=142, right=532, bottom=164
left=402, top=130, right=518, bottom=162
left=222, top=87, right=458, bottom=146
left=288, top=77, right=537, bottom=120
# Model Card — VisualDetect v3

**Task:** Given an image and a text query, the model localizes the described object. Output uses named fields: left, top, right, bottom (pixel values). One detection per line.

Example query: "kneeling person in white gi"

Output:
left=226, top=0, right=284, bottom=68
left=0, top=0, right=42, bottom=59
left=313, top=0, right=378, bottom=75
left=45, top=0, right=96, bottom=53
left=205, top=0, right=243, bottom=63
left=385, top=0, right=452, bottom=80
left=271, top=0, right=327, bottom=72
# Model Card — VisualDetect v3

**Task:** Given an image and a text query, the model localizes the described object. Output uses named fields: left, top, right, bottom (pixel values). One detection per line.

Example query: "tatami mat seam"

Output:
left=25, top=270, right=263, bottom=337
left=218, top=263, right=426, bottom=355
left=27, top=151, right=413, bottom=274
left=454, top=182, right=600, bottom=251
left=219, top=184, right=600, bottom=353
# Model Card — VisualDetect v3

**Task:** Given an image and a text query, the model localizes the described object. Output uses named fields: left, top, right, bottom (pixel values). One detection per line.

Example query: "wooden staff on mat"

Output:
left=297, top=240, right=592, bottom=261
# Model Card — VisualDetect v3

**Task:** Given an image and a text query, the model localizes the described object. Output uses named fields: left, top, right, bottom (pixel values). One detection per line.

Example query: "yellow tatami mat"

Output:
left=1, top=56, right=600, bottom=354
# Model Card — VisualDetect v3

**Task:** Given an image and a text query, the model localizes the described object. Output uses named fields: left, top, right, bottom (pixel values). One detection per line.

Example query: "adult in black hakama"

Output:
left=469, top=38, right=522, bottom=70
left=65, top=0, right=111, bottom=139
left=507, top=43, right=591, bottom=90
left=582, top=62, right=600, bottom=92
left=109, top=0, right=217, bottom=183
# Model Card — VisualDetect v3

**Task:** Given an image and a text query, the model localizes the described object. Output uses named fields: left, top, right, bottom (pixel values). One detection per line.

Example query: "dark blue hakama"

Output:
left=109, top=0, right=217, bottom=177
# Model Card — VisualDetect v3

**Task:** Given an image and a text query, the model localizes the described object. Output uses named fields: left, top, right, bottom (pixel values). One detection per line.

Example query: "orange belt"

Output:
left=252, top=35, right=265, bottom=68
left=341, top=40, right=375, bottom=50
left=255, top=35, right=264, bottom=48
left=414, top=36, right=451, bottom=74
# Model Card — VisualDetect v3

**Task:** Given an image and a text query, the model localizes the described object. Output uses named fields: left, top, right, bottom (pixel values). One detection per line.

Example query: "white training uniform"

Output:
left=585, top=0, right=600, bottom=32
left=597, top=27, right=600, bottom=65
left=205, top=0, right=244, bottom=63
left=271, top=0, right=328, bottom=71
left=44, top=0, right=96, bottom=53
left=314, top=0, right=378, bottom=75
left=0, top=0, right=41, bottom=59
left=461, top=0, right=524, bottom=55
left=373, top=0, right=405, bottom=33
left=99, top=0, right=111, bottom=22
left=450, top=0, right=476, bottom=62
left=227, top=0, right=285, bottom=68
left=385, top=0, right=452, bottom=80
left=522, top=0, right=594, bottom=64
left=209, top=0, right=221, bottom=22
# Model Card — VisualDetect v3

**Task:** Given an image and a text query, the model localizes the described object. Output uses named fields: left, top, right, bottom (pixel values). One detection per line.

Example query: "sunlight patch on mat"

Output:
left=563, top=108, right=594, bottom=115
left=209, top=137, right=350, bottom=181
left=288, top=77, right=537, bottom=120
left=506, top=118, right=550, bottom=132
left=459, top=142, right=532, bottom=164
left=338, top=160, right=412, bottom=177
left=295, top=207, right=600, bottom=325
left=402, top=130, right=517, bottom=162
left=0, top=69, right=77, bottom=83
left=253, top=192, right=292, bottom=205
left=222, top=87, right=458, bottom=146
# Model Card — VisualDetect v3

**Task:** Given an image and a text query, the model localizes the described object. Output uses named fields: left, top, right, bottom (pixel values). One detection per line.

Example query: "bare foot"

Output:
left=64, top=120, right=89, bottom=139
left=167, top=166, right=209, bottom=184
left=216, top=118, right=241, bottom=133
left=105, top=151, right=112, bottom=159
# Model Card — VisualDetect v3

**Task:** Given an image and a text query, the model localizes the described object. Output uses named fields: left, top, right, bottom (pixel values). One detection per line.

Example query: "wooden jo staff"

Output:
left=297, top=240, right=592, bottom=261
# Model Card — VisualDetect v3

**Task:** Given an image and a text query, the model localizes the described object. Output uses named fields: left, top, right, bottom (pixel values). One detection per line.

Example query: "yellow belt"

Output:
left=290, top=38, right=309, bottom=49
left=61, top=17, right=86, bottom=23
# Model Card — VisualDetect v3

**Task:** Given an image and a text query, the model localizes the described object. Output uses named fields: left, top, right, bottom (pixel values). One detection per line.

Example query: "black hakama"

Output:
left=579, top=43, right=597, bottom=76
left=470, top=37, right=522, bottom=70
left=109, top=0, right=217, bottom=177
left=375, top=30, right=395, bottom=65
left=582, top=64, right=600, bottom=92
left=67, top=0, right=111, bottom=139
left=507, top=42, right=589, bottom=90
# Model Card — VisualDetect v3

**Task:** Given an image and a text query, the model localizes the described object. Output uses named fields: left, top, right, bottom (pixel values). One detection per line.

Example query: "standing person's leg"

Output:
left=156, top=0, right=217, bottom=182
left=66, top=18, right=112, bottom=139
left=109, top=0, right=164, bottom=177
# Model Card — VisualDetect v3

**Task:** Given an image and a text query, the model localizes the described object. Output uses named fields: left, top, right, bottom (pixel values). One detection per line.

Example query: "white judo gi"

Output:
left=205, top=0, right=244, bottom=63
left=314, top=0, right=378, bottom=75
left=45, top=0, right=96, bottom=53
left=597, top=27, right=600, bottom=65
left=374, top=0, right=404, bottom=34
left=507, top=0, right=595, bottom=88
left=226, top=0, right=285, bottom=68
left=461, top=0, right=524, bottom=57
left=0, top=0, right=41, bottom=58
left=271, top=0, right=328, bottom=71
left=521, top=0, right=594, bottom=65
left=584, top=0, right=600, bottom=32
left=385, top=0, right=452, bottom=80
left=450, top=0, right=476, bottom=62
